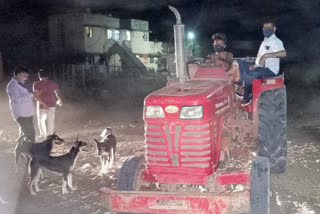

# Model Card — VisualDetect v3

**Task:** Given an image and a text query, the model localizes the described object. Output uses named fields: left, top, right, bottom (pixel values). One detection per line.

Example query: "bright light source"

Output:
left=187, top=32, right=195, bottom=40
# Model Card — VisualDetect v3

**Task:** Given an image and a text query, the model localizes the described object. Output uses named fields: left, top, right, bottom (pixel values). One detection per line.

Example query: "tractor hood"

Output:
left=145, top=79, right=230, bottom=105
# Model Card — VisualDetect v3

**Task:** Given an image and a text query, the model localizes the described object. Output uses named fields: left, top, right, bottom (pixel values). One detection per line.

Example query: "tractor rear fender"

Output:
left=246, top=76, right=284, bottom=113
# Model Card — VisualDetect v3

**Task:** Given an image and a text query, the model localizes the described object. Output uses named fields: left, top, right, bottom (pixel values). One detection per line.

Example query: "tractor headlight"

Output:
left=180, top=105, right=203, bottom=119
left=145, top=106, right=165, bottom=118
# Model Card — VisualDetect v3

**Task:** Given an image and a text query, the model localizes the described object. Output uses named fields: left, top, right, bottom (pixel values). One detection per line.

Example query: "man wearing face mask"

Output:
left=206, top=33, right=233, bottom=71
left=6, top=67, right=36, bottom=142
left=240, top=21, right=286, bottom=106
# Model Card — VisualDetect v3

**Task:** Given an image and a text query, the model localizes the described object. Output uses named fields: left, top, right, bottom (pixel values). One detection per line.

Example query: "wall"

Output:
left=64, top=14, right=85, bottom=53
left=83, top=14, right=120, bottom=54
left=49, top=14, right=85, bottom=56
left=48, top=15, right=63, bottom=55
left=129, top=19, right=149, bottom=31
left=84, top=14, right=120, bottom=29
left=84, top=26, right=109, bottom=53
left=131, top=39, right=163, bottom=55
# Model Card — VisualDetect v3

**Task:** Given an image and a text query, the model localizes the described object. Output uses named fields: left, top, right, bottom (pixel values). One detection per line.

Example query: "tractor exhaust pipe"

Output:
left=169, top=6, right=186, bottom=84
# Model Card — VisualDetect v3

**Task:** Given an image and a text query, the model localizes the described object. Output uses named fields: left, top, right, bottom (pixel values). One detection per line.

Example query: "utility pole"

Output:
left=0, top=52, right=4, bottom=82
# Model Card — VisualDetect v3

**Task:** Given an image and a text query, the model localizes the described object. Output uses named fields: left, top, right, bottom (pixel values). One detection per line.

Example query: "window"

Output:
left=149, top=57, right=154, bottom=64
left=143, top=32, right=148, bottom=41
left=86, top=27, right=93, bottom=38
left=107, top=29, right=121, bottom=40
left=114, top=30, right=120, bottom=40
left=154, top=57, right=158, bottom=64
left=107, top=29, right=112, bottom=39
left=143, top=56, right=148, bottom=64
left=126, top=31, right=131, bottom=41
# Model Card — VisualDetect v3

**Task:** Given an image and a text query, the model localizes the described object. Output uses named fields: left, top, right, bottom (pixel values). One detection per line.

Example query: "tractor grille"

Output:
left=145, top=123, right=212, bottom=168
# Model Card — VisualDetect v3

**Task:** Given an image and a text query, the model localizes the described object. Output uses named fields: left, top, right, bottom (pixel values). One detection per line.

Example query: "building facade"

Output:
left=49, top=10, right=165, bottom=72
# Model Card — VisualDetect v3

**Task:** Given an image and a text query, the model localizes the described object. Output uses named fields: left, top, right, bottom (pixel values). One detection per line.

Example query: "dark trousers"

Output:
left=234, top=60, right=251, bottom=86
left=243, top=67, right=276, bottom=102
left=237, top=60, right=276, bottom=102
left=16, top=116, right=35, bottom=142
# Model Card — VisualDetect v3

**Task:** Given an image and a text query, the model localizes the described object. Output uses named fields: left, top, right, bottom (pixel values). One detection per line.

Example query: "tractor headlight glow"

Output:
left=180, top=105, right=203, bottom=119
left=145, top=106, right=165, bottom=118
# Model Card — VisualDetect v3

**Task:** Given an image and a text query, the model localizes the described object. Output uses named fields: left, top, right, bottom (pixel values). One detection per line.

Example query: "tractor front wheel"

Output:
left=117, top=156, right=146, bottom=191
left=117, top=156, right=146, bottom=214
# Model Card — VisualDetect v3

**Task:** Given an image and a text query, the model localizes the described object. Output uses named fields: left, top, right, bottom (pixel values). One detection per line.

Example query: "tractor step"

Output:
left=99, top=187, right=250, bottom=214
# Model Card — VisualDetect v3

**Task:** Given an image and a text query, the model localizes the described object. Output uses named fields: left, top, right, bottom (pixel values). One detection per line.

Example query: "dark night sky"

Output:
left=0, top=0, right=319, bottom=64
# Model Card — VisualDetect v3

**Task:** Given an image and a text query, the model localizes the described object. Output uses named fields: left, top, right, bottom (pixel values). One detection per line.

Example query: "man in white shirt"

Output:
left=241, top=21, right=286, bottom=106
left=6, top=67, right=36, bottom=141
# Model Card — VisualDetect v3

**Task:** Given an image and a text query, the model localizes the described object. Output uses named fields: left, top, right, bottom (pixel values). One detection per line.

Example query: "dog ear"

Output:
left=107, top=127, right=112, bottom=134
left=76, top=136, right=79, bottom=142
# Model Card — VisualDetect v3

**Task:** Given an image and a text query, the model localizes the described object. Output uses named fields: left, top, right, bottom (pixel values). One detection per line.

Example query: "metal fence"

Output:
left=49, top=64, right=162, bottom=89
left=48, top=64, right=168, bottom=101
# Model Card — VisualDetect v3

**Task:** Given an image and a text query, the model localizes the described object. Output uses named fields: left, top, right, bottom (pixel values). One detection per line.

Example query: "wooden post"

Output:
left=67, top=64, right=70, bottom=83
left=82, top=64, right=86, bottom=88
left=0, top=52, right=4, bottom=82
left=62, top=64, right=65, bottom=85
left=52, top=64, right=56, bottom=80
left=48, top=64, right=51, bottom=79
left=72, top=64, right=75, bottom=88
left=104, top=65, right=107, bottom=81
left=93, top=65, right=96, bottom=88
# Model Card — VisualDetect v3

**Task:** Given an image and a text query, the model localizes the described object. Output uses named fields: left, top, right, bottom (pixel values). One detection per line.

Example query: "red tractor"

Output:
left=99, top=6, right=287, bottom=214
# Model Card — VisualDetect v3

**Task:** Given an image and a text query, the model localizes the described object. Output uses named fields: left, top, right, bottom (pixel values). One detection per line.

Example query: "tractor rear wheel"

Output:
left=258, top=87, right=287, bottom=173
left=117, top=156, right=145, bottom=191
left=250, top=156, right=270, bottom=214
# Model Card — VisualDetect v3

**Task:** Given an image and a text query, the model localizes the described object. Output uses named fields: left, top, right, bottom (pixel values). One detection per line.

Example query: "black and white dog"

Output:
left=94, top=128, right=117, bottom=174
left=14, top=133, right=64, bottom=167
left=28, top=138, right=88, bottom=195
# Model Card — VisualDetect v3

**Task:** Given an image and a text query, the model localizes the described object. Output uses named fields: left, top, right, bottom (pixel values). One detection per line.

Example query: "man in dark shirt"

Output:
left=206, top=33, right=233, bottom=71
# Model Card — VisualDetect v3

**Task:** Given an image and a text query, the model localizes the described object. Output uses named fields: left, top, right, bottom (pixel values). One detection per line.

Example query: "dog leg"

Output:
left=26, top=158, right=33, bottom=179
left=28, top=162, right=39, bottom=196
left=62, top=174, right=69, bottom=194
left=67, top=174, right=77, bottom=191
left=103, top=160, right=108, bottom=174
left=109, top=148, right=114, bottom=169
left=99, top=156, right=105, bottom=174
left=28, top=180, right=37, bottom=196
left=14, top=143, right=21, bottom=172
left=35, top=169, right=43, bottom=192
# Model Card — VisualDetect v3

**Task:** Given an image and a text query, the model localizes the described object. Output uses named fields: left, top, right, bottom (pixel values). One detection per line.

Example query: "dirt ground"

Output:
left=0, top=86, right=320, bottom=214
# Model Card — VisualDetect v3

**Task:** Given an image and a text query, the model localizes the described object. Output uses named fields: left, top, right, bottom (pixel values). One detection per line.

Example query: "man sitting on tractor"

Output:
left=189, top=33, right=235, bottom=80
left=237, top=21, right=286, bottom=106
left=206, top=33, right=233, bottom=72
